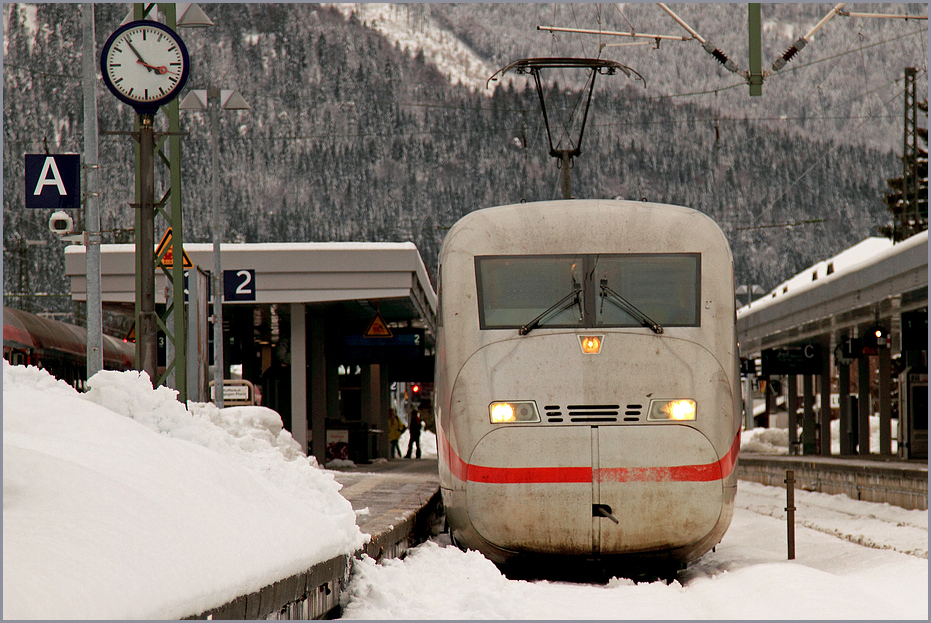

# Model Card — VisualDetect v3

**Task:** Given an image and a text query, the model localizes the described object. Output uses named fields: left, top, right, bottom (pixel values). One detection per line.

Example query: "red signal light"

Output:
left=412, top=384, right=421, bottom=394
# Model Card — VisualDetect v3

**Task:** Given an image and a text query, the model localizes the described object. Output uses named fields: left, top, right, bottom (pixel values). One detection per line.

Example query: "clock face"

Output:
left=100, top=21, right=190, bottom=115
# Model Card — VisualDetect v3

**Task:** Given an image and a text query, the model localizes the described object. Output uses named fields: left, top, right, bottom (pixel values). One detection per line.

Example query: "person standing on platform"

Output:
left=388, top=408, right=405, bottom=459
left=405, top=409, right=422, bottom=459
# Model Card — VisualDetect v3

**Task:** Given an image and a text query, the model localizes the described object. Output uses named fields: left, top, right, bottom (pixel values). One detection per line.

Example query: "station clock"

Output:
left=100, top=20, right=190, bottom=116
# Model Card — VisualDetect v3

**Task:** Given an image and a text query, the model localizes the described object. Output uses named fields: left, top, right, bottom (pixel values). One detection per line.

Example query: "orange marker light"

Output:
left=579, top=335, right=603, bottom=355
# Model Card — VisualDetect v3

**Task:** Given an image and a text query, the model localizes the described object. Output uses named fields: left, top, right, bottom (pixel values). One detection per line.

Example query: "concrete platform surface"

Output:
left=738, top=453, right=927, bottom=510
left=329, top=458, right=440, bottom=539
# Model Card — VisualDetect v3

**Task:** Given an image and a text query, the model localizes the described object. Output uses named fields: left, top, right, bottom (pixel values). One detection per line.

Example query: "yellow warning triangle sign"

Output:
left=363, top=311, right=393, bottom=338
left=155, top=228, right=193, bottom=269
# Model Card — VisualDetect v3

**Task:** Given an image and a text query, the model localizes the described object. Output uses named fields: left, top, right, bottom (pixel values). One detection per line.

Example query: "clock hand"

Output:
left=125, top=40, right=156, bottom=73
left=136, top=61, right=177, bottom=76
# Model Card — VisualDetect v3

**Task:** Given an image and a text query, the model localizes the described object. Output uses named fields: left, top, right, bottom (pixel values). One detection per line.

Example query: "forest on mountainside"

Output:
left=3, top=3, right=921, bottom=328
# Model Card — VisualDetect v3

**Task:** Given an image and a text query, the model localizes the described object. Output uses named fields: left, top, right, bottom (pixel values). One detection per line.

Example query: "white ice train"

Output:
left=434, top=199, right=740, bottom=577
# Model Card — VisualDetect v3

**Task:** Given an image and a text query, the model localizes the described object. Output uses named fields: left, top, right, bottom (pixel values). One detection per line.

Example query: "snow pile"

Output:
left=741, top=426, right=790, bottom=454
left=741, top=416, right=897, bottom=455
left=2, top=362, right=366, bottom=620
left=189, top=402, right=306, bottom=461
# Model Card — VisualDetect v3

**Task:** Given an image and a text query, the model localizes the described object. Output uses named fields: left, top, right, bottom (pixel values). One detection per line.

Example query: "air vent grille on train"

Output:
left=543, top=404, right=644, bottom=424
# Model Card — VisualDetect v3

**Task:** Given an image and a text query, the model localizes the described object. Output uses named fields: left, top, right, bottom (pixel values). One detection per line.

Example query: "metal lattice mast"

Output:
left=903, top=67, right=921, bottom=238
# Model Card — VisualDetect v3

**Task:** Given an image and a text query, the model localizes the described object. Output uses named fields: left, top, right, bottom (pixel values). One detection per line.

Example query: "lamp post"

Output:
left=176, top=2, right=248, bottom=408
left=180, top=87, right=249, bottom=408
left=736, top=284, right=764, bottom=308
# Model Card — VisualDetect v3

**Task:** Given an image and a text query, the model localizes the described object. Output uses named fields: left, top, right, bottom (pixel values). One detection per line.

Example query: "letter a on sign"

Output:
left=363, top=311, right=393, bottom=338
left=24, top=154, right=80, bottom=209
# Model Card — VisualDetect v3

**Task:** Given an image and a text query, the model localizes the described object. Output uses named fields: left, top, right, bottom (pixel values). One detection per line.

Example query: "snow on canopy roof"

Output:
left=68, top=241, right=419, bottom=254
left=737, top=231, right=926, bottom=317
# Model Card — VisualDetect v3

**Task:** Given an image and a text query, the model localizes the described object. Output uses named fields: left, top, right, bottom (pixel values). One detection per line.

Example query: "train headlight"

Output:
left=489, top=401, right=540, bottom=424
left=648, top=399, right=696, bottom=421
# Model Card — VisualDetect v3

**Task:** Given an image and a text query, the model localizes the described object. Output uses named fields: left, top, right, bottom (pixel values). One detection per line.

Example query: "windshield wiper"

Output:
left=599, top=279, right=664, bottom=334
left=518, top=287, right=582, bottom=336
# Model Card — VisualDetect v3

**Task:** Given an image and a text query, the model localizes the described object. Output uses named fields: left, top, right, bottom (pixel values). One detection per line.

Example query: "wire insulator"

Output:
left=781, top=45, right=800, bottom=62
left=772, top=38, right=807, bottom=71
left=702, top=40, right=739, bottom=73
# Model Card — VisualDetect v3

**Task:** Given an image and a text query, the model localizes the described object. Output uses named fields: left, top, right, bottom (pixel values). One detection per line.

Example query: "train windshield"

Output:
left=475, top=254, right=700, bottom=330
left=594, top=254, right=700, bottom=328
left=476, top=256, right=585, bottom=329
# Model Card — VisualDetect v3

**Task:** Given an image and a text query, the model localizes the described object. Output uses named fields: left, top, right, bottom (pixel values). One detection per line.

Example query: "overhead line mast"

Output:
left=540, top=3, right=928, bottom=96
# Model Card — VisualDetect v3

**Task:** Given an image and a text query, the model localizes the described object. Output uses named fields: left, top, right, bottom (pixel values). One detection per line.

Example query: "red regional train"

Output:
left=3, top=306, right=135, bottom=390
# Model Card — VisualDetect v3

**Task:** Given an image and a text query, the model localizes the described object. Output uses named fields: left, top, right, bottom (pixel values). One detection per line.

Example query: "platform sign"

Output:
left=835, top=338, right=862, bottom=364
left=209, top=379, right=255, bottom=406
left=224, top=269, right=256, bottom=301
left=761, top=345, right=822, bottom=376
left=25, top=154, right=80, bottom=209
left=344, top=329, right=425, bottom=361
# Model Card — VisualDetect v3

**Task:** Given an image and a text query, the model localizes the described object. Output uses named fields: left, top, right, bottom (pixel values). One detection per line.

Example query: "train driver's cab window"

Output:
left=595, top=254, right=700, bottom=327
left=475, top=253, right=700, bottom=330
left=476, top=255, right=584, bottom=329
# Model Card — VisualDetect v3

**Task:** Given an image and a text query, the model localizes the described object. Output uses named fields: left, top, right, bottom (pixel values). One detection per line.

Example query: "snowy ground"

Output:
left=3, top=361, right=926, bottom=620
left=339, top=482, right=928, bottom=620
left=2, top=362, right=366, bottom=620
left=339, top=411, right=928, bottom=619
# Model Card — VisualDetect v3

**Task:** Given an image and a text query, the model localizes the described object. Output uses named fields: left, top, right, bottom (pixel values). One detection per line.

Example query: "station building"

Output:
left=65, top=242, right=436, bottom=465
left=737, top=230, right=927, bottom=459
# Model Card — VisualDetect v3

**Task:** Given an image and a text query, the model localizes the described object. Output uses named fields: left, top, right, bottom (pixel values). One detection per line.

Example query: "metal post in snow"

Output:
left=210, top=86, right=224, bottom=409
left=82, top=3, right=103, bottom=379
left=786, top=469, right=796, bottom=560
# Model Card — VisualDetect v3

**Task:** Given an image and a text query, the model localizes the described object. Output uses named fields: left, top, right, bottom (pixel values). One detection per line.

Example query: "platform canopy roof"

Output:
left=64, top=242, right=437, bottom=333
left=737, top=231, right=927, bottom=355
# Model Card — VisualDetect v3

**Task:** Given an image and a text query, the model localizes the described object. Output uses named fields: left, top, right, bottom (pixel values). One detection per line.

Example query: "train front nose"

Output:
left=453, top=332, right=731, bottom=559
left=466, top=425, right=724, bottom=557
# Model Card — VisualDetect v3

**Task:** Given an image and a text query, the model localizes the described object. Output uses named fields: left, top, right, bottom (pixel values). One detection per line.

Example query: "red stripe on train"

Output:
left=440, top=428, right=741, bottom=485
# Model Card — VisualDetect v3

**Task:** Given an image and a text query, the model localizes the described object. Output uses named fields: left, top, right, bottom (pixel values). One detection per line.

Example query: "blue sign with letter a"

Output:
left=25, top=154, right=81, bottom=209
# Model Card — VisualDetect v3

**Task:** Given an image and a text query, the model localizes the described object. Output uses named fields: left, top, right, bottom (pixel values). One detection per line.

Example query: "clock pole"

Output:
left=101, top=4, right=191, bottom=393
left=137, top=113, right=158, bottom=382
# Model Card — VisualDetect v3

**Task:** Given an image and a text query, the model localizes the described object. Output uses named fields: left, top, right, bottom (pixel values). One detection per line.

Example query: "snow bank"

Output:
left=741, top=416, right=897, bottom=455
left=2, top=362, right=366, bottom=620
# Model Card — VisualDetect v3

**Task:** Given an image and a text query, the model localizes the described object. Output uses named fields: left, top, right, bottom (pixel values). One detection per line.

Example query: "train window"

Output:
left=595, top=254, right=700, bottom=327
left=476, top=255, right=585, bottom=329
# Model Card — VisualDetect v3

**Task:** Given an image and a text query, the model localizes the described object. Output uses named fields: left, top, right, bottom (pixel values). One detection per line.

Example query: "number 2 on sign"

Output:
left=224, top=269, right=256, bottom=301
left=235, top=270, right=252, bottom=295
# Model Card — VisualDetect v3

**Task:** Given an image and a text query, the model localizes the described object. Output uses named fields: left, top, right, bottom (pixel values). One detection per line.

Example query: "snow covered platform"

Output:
left=738, top=453, right=927, bottom=511
left=186, top=459, right=441, bottom=620
left=331, top=458, right=442, bottom=561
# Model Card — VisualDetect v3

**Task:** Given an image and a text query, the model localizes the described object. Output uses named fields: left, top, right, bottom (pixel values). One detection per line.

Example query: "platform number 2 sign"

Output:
left=224, top=269, right=256, bottom=301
